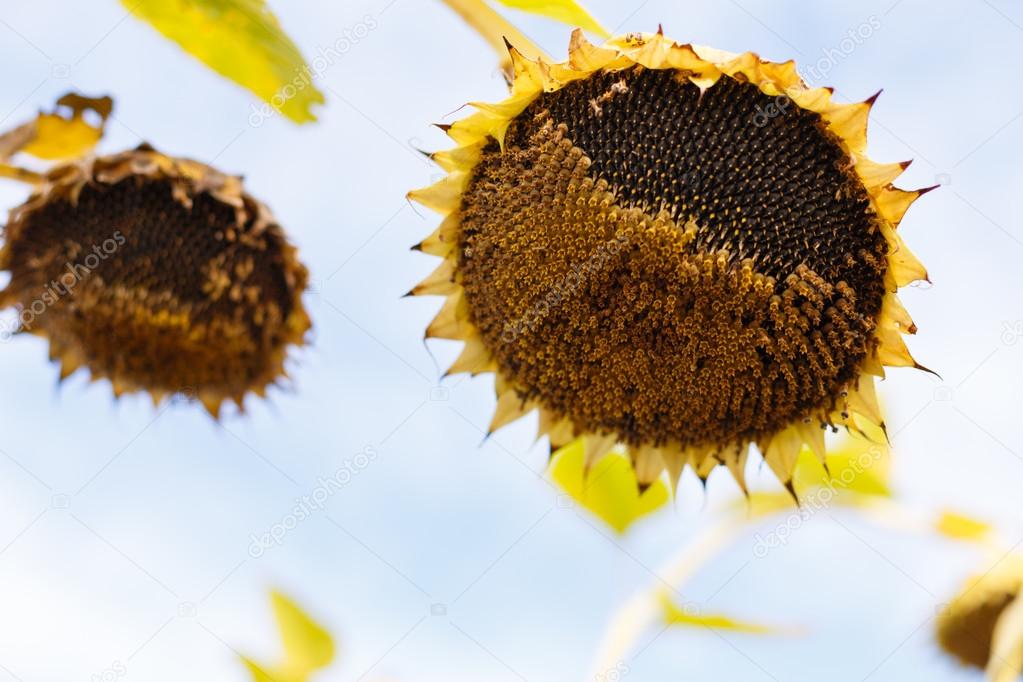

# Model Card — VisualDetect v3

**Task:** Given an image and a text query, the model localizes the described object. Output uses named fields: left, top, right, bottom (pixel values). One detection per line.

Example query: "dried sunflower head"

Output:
left=937, top=558, right=1023, bottom=671
left=409, top=31, right=931, bottom=495
left=0, top=144, right=310, bottom=416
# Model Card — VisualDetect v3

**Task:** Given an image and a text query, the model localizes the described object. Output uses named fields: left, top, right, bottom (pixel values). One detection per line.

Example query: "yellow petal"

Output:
left=795, top=420, right=827, bottom=466
left=432, top=143, right=484, bottom=173
left=856, top=158, right=910, bottom=190
left=823, top=97, right=874, bottom=153
left=721, top=444, right=751, bottom=496
left=567, top=28, right=619, bottom=71
left=760, top=426, right=803, bottom=488
left=411, top=259, right=457, bottom=296
left=416, top=214, right=461, bottom=257
left=876, top=186, right=932, bottom=227
left=407, top=173, right=469, bottom=215
left=875, top=324, right=916, bottom=368
left=538, top=408, right=576, bottom=448
left=125, top=0, right=324, bottom=124
left=633, top=446, right=666, bottom=488
left=881, top=294, right=916, bottom=335
left=447, top=335, right=493, bottom=376
left=583, top=432, right=618, bottom=470
left=425, top=291, right=471, bottom=340
left=488, top=389, right=530, bottom=433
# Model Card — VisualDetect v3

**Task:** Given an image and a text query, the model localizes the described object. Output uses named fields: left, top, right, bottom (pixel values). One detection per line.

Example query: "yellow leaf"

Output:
left=242, top=591, right=335, bottom=682
left=792, top=432, right=891, bottom=500
left=21, top=114, right=102, bottom=160
left=125, top=0, right=325, bottom=124
left=660, top=594, right=779, bottom=634
left=271, top=590, right=335, bottom=675
left=491, top=0, right=610, bottom=37
left=241, top=658, right=287, bottom=682
left=549, top=440, right=669, bottom=534
left=936, top=510, right=992, bottom=542
left=744, top=434, right=890, bottom=516
left=10, top=93, right=113, bottom=162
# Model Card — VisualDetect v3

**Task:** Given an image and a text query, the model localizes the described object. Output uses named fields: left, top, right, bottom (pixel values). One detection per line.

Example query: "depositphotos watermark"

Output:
left=0, top=230, right=125, bottom=343
left=751, top=444, right=885, bottom=558
left=248, top=447, right=378, bottom=557
left=249, top=15, right=379, bottom=127
left=594, top=662, right=630, bottom=682
left=90, top=660, right=126, bottom=682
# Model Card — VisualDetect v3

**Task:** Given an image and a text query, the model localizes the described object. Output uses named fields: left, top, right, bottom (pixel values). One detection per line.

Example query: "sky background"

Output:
left=0, top=0, right=1021, bottom=680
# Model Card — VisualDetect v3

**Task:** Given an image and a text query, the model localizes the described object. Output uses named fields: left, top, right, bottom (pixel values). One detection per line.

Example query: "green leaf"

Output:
left=124, top=0, right=324, bottom=124
left=549, top=439, right=669, bottom=534
left=491, top=0, right=610, bottom=37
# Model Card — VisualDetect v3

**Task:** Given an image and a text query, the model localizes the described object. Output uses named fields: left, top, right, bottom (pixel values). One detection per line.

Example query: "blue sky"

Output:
left=0, top=0, right=1021, bottom=680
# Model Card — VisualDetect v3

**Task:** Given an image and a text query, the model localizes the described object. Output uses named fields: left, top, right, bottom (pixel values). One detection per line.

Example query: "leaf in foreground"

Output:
left=124, top=0, right=324, bottom=124
left=491, top=0, right=610, bottom=37
left=241, top=590, right=335, bottom=681
left=549, top=439, right=670, bottom=534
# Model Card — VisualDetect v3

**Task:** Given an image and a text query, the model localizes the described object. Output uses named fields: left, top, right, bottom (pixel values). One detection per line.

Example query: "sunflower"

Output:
left=937, top=558, right=1023, bottom=672
left=0, top=144, right=310, bottom=416
left=409, top=30, right=931, bottom=495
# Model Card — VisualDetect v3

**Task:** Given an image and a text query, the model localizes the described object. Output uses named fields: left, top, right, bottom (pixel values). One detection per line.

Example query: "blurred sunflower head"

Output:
left=0, top=144, right=310, bottom=416
left=937, top=558, right=1023, bottom=671
left=409, top=31, right=931, bottom=495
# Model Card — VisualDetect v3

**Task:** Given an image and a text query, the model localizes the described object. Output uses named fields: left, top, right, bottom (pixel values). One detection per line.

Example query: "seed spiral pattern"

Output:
left=457, top=67, right=888, bottom=448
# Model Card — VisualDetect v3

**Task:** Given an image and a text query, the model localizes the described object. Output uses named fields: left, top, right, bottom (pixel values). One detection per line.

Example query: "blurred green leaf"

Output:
left=550, top=440, right=669, bottom=534
left=491, top=0, right=610, bottom=37
left=125, top=0, right=324, bottom=124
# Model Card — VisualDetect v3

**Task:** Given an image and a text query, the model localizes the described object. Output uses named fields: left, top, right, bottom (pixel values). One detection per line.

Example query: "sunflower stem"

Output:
left=587, top=513, right=752, bottom=678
